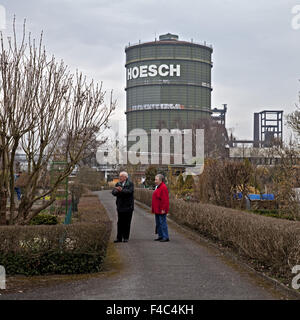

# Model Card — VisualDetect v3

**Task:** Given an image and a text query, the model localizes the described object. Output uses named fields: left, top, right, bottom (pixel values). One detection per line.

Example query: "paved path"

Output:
left=0, top=190, right=292, bottom=300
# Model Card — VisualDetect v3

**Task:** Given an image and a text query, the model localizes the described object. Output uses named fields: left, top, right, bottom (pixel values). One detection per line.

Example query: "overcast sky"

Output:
left=1, top=0, right=300, bottom=142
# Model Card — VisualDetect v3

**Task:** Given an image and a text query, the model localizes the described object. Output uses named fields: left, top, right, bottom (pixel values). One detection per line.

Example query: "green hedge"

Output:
left=1, top=251, right=104, bottom=275
left=0, top=193, right=112, bottom=276
left=0, top=222, right=111, bottom=275
left=0, top=192, right=112, bottom=276
left=29, top=213, right=59, bottom=225
left=249, top=209, right=295, bottom=220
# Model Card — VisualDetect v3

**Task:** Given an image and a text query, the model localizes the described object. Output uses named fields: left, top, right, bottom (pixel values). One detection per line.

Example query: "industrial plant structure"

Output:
left=125, top=33, right=213, bottom=152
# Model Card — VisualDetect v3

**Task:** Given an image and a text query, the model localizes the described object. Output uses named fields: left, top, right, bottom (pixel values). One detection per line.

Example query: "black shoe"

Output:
left=114, top=239, right=122, bottom=243
left=160, top=238, right=170, bottom=242
left=154, top=238, right=163, bottom=241
left=123, top=239, right=128, bottom=242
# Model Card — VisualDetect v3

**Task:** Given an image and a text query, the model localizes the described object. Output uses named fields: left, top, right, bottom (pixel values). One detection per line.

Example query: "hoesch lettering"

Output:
left=127, top=64, right=180, bottom=80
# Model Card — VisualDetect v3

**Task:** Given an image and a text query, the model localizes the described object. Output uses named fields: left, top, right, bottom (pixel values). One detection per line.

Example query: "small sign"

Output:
left=0, top=265, right=5, bottom=290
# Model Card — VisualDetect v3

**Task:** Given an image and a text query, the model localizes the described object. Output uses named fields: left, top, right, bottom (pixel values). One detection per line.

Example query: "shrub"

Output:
left=194, top=158, right=253, bottom=209
left=0, top=222, right=111, bottom=275
left=0, top=194, right=112, bottom=275
left=29, top=213, right=59, bottom=225
left=249, top=209, right=295, bottom=221
left=135, top=188, right=154, bottom=207
left=251, top=209, right=278, bottom=215
left=78, top=195, right=110, bottom=223
left=145, top=165, right=158, bottom=188
left=176, top=174, right=184, bottom=190
left=183, top=175, right=194, bottom=190
left=134, top=188, right=300, bottom=283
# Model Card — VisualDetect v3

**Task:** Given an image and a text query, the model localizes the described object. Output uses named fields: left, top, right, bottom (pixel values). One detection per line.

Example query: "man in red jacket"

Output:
left=151, top=174, right=170, bottom=242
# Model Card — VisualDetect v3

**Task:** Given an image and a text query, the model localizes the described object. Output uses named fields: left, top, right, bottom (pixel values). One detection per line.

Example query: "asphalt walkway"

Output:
left=1, top=190, right=293, bottom=300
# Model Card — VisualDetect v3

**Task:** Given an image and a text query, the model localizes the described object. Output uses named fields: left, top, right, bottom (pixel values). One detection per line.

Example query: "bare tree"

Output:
left=191, top=118, right=229, bottom=159
left=0, top=19, right=40, bottom=224
left=0, top=18, right=115, bottom=225
left=263, top=142, right=300, bottom=220
left=195, top=158, right=253, bottom=209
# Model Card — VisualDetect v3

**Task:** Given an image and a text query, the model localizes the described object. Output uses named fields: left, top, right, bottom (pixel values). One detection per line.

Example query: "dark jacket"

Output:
left=112, top=179, right=134, bottom=213
left=151, top=181, right=169, bottom=214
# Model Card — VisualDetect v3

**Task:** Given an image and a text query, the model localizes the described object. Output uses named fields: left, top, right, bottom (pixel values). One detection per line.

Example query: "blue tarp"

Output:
left=233, top=192, right=243, bottom=199
left=261, top=193, right=275, bottom=200
left=247, top=194, right=262, bottom=200
left=234, top=193, right=275, bottom=200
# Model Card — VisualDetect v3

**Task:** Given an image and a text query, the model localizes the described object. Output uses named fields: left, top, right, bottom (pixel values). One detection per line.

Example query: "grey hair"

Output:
left=119, top=171, right=128, bottom=178
left=155, top=174, right=164, bottom=182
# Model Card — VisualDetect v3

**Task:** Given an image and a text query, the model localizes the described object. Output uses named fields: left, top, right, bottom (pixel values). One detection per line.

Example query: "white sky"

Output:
left=1, top=0, right=300, bottom=143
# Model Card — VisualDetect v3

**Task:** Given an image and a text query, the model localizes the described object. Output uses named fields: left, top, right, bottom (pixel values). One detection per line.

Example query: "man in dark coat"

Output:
left=112, top=171, right=134, bottom=243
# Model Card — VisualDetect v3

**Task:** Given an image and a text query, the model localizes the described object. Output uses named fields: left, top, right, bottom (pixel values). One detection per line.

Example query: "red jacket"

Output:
left=151, top=182, right=169, bottom=214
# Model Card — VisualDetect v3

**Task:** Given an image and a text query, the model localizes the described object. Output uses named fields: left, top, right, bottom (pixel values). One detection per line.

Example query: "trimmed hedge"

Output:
left=78, top=193, right=111, bottom=223
left=135, top=188, right=154, bottom=207
left=0, top=194, right=112, bottom=275
left=2, top=251, right=104, bottom=275
left=135, top=188, right=300, bottom=283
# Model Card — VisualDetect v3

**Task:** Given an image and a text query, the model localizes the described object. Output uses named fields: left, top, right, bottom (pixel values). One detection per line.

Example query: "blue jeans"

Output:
left=155, top=214, right=169, bottom=240
left=14, top=187, right=21, bottom=200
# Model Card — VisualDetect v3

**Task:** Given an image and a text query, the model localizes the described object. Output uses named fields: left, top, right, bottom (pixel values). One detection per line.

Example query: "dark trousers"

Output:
left=117, top=211, right=133, bottom=240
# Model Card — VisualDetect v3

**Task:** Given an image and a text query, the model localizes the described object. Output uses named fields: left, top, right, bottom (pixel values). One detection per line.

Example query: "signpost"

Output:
left=50, top=161, right=69, bottom=220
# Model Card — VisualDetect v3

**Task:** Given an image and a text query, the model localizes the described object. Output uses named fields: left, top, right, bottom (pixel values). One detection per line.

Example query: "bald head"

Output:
left=119, top=171, right=128, bottom=183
